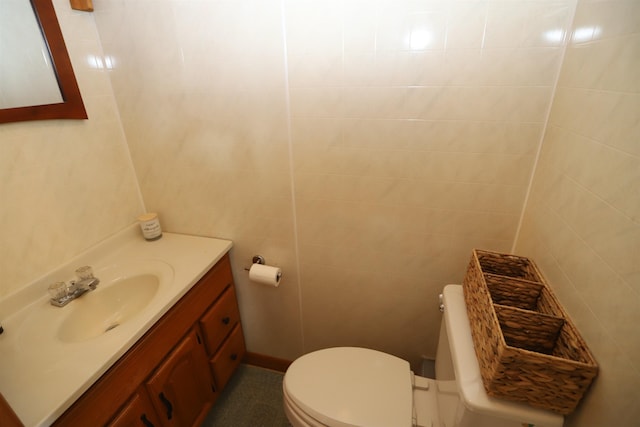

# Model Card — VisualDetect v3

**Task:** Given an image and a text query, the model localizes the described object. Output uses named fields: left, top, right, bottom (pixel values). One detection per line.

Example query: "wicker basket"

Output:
left=462, top=249, right=598, bottom=415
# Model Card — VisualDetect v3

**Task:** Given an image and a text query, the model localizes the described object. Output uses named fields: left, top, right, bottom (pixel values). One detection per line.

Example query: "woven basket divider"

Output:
left=463, top=249, right=598, bottom=415
left=494, top=304, right=564, bottom=354
left=485, top=273, right=544, bottom=310
left=475, top=250, right=541, bottom=281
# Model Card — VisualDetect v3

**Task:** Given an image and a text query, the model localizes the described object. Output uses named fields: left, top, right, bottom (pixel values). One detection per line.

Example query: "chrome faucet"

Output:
left=48, top=266, right=100, bottom=307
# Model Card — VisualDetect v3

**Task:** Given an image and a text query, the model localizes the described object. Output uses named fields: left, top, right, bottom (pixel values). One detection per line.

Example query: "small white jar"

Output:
left=137, top=213, right=162, bottom=241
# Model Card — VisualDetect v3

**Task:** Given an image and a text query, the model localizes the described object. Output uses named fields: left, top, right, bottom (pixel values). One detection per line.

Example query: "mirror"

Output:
left=0, top=0, right=87, bottom=124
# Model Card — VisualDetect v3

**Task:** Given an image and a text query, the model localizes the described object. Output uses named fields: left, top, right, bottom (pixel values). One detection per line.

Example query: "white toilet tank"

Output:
left=436, top=285, right=564, bottom=427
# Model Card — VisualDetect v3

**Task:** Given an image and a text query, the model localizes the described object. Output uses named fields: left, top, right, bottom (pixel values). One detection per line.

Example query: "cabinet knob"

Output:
left=222, top=316, right=231, bottom=325
left=230, top=353, right=238, bottom=361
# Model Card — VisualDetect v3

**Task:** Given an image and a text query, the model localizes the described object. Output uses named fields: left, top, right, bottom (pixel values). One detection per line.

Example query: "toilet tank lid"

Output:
left=442, top=285, right=564, bottom=427
left=283, top=347, right=413, bottom=427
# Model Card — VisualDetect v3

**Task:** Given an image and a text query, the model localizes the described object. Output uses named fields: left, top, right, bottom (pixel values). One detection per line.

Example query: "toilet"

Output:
left=283, top=285, right=565, bottom=427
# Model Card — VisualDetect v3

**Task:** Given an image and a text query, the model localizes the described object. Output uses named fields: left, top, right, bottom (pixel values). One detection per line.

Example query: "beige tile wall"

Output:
left=92, top=0, right=574, bottom=366
left=92, top=0, right=305, bottom=360
left=0, top=0, right=143, bottom=297
left=514, top=1, right=640, bottom=425
left=285, top=0, right=572, bottom=363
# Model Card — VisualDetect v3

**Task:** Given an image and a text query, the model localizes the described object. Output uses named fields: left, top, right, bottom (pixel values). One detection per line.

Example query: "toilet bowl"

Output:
left=284, top=347, right=413, bottom=427
left=283, top=285, right=565, bottom=427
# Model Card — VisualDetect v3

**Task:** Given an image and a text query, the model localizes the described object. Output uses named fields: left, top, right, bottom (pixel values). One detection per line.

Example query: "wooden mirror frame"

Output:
left=0, top=0, right=87, bottom=124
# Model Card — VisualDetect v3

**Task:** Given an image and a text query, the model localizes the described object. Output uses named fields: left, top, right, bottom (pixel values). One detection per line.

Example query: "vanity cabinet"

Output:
left=54, top=253, right=245, bottom=427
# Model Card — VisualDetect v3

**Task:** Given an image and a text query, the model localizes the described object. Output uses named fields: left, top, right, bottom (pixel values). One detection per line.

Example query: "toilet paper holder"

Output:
left=245, top=256, right=282, bottom=287
left=244, top=255, right=265, bottom=271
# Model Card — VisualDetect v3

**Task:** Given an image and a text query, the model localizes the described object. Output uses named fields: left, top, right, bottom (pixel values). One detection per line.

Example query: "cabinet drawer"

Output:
left=199, top=286, right=241, bottom=354
left=210, top=325, right=246, bottom=390
left=199, top=255, right=234, bottom=304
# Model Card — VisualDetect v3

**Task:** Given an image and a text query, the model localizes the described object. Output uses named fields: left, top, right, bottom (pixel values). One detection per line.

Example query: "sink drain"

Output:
left=105, top=323, right=120, bottom=332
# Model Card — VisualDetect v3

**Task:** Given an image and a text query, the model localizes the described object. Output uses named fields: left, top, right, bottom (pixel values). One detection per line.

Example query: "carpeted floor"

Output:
left=201, top=364, right=292, bottom=427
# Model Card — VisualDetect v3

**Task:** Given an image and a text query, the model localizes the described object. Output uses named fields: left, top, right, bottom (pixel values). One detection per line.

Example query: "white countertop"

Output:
left=0, top=224, right=232, bottom=426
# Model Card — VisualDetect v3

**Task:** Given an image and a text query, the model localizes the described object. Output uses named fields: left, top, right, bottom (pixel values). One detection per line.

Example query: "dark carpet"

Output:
left=201, top=364, right=292, bottom=427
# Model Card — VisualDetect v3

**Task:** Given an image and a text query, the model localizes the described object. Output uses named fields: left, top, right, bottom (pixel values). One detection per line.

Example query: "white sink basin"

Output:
left=53, top=259, right=173, bottom=343
left=57, top=274, right=160, bottom=342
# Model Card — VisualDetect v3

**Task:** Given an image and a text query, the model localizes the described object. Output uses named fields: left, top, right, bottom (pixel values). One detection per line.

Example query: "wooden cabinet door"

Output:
left=146, top=328, right=215, bottom=427
left=108, top=389, right=161, bottom=427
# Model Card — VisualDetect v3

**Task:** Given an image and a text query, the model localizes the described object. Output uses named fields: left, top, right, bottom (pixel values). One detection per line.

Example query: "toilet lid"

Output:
left=283, top=347, right=413, bottom=427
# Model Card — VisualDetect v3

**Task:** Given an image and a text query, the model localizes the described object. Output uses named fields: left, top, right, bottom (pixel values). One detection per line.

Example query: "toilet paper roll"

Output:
left=249, top=263, right=282, bottom=287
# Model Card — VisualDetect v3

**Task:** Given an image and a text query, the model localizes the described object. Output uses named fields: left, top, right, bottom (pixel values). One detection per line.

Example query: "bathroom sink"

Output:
left=0, top=227, right=232, bottom=427
left=57, top=273, right=160, bottom=342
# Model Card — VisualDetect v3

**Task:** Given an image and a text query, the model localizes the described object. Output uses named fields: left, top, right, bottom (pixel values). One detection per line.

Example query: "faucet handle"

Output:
left=48, top=281, right=69, bottom=301
left=75, top=266, right=94, bottom=280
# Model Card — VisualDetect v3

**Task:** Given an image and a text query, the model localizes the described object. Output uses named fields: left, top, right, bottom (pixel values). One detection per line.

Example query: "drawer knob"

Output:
left=222, top=316, right=231, bottom=325
left=230, top=353, right=238, bottom=361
